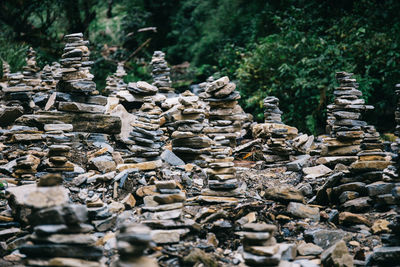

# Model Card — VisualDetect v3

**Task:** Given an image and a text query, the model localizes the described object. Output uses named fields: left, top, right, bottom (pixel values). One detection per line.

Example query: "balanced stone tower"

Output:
left=105, top=62, right=127, bottom=96
left=171, top=90, right=211, bottom=165
left=150, top=51, right=174, bottom=94
left=252, top=96, right=298, bottom=166
left=200, top=76, right=243, bottom=202
left=320, top=72, right=374, bottom=167
left=127, top=97, right=164, bottom=164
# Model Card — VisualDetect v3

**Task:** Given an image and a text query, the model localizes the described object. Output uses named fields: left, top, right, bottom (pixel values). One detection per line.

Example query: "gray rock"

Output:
left=161, top=150, right=185, bottom=166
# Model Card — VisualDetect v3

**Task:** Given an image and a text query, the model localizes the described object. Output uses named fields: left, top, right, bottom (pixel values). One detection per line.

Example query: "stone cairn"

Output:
left=3, top=48, right=41, bottom=112
left=105, top=62, right=127, bottom=96
left=40, top=64, right=57, bottom=92
left=116, top=223, right=158, bottom=266
left=317, top=72, right=392, bottom=212
left=127, top=80, right=162, bottom=109
left=150, top=51, right=174, bottom=94
left=127, top=97, right=164, bottom=164
left=320, top=72, right=373, bottom=167
left=19, top=204, right=103, bottom=266
left=171, top=90, right=211, bottom=165
left=238, top=223, right=283, bottom=266
left=1, top=60, right=10, bottom=82
left=23, top=47, right=41, bottom=91
left=141, top=180, right=190, bottom=245
left=252, top=96, right=298, bottom=166
left=204, top=76, right=242, bottom=147
left=198, top=76, right=243, bottom=202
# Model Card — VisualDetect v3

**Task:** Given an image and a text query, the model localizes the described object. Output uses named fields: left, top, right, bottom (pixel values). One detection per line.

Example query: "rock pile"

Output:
left=252, top=96, right=298, bottom=166
left=141, top=180, right=190, bottom=244
left=126, top=80, right=165, bottom=109
left=116, top=223, right=158, bottom=266
left=105, top=62, right=127, bottom=96
left=22, top=47, right=41, bottom=91
left=126, top=98, right=164, bottom=165
left=238, top=223, right=282, bottom=266
left=320, top=71, right=373, bottom=167
left=19, top=204, right=103, bottom=266
left=40, top=64, right=57, bottom=92
left=150, top=51, right=174, bottom=94
left=171, top=91, right=211, bottom=164
left=263, top=96, right=283, bottom=124
left=1, top=60, right=10, bottom=81
left=16, top=33, right=121, bottom=134
left=204, top=76, right=242, bottom=147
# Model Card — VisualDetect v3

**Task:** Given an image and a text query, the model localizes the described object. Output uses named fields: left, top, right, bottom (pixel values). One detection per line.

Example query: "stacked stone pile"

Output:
left=19, top=204, right=103, bottom=266
left=238, top=223, right=283, bottom=266
left=140, top=180, right=190, bottom=244
left=150, top=51, right=174, bottom=94
left=15, top=33, right=121, bottom=134
left=263, top=96, right=283, bottom=124
left=22, top=47, right=41, bottom=91
left=319, top=71, right=373, bottom=167
left=1, top=60, right=10, bottom=82
left=171, top=90, right=211, bottom=164
left=40, top=65, right=57, bottom=92
left=105, top=62, right=127, bottom=96
left=126, top=98, right=164, bottom=164
left=203, top=76, right=244, bottom=147
left=252, top=96, right=298, bottom=166
left=116, top=223, right=158, bottom=266
left=51, top=61, right=62, bottom=81
left=316, top=72, right=392, bottom=212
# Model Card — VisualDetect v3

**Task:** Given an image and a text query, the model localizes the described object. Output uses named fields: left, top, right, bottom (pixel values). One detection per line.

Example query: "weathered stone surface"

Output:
left=287, top=202, right=320, bottom=222
left=264, top=187, right=304, bottom=203
left=321, top=240, right=353, bottom=267
left=304, top=229, right=352, bottom=249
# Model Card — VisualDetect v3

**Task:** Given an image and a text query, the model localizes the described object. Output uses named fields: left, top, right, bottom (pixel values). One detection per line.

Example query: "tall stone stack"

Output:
left=320, top=72, right=373, bottom=167
left=127, top=98, right=164, bottom=163
left=203, top=76, right=242, bottom=147
left=1, top=60, right=10, bottom=82
left=116, top=223, right=158, bottom=266
left=105, top=62, right=127, bottom=96
left=263, top=96, right=283, bottom=124
left=22, top=47, right=41, bottom=91
left=141, top=180, right=190, bottom=245
left=199, top=76, right=243, bottom=202
left=252, top=96, right=298, bottom=166
left=238, top=223, right=283, bottom=266
left=40, top=64, right=57, bottom=92
left=150, top=51, right=174, bottom=94
left=171, top=90, right=211, bottom=164
left=51, top=61, right=62, bottom=81
left=19, top=204, right=103, bottom=266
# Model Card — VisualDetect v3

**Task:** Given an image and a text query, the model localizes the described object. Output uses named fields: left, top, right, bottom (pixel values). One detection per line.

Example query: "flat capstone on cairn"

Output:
left=171, top=90, right=212, bottom=166
left=105, top=62, right=127, bottom=96
left=125, top=80, right=166, bottom=111
left=150, top=51, right=174, bottom=95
